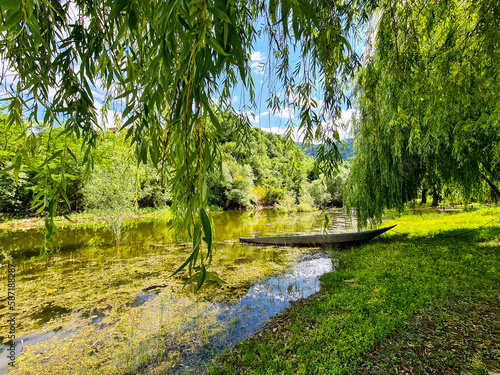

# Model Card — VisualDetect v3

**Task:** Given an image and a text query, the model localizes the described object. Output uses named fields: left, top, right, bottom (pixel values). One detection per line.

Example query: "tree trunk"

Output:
left=421, top=189, right=428, bottom=204
left=480, top=172, right=500, bottom=200
left=431, top=192, right=439, bottom=207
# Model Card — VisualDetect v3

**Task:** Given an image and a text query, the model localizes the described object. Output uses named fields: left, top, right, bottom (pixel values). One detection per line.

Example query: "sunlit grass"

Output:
left=210, top=207, right=500, bottom=374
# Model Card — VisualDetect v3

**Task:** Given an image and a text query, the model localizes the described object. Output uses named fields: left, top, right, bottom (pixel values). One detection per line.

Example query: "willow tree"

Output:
left=347, top=0, right=500, bottom=227
left=0, top=0, right=368, bottom=287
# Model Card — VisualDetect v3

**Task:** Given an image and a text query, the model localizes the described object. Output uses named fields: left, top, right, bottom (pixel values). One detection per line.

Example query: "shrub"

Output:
left=309, top=176, right=332, bottom=208
left=276, top=190, right=296, bottom=212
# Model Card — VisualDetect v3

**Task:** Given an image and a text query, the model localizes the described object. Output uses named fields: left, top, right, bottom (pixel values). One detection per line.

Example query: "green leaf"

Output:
left=170, top=251, right=195, bottom=278
left=201, top=97, right=222, bottom=133
left=211, top=7, right=231, bottom=23
left=1, top=9, right=22, bottom=31
left=196, top=264, right=206, bottom=291
left=223, top=22, right=229, bottom=48
left=182, top=272, right=199, bottom=288
left=39, top=150, right=63, bottom=169
left=109, top=0, right=129, bottom=20
left=208, top=37, right=229, bottom=56
left=62, top=214, right=74, bottom=223
left=205, top=272, right=225, bottom=284
left=193, top=223, right=202, bottom=254
left=128, top=6, right=138, bottom=31
left=12, top=152, right=22, bottom=182
left=177, top=15, right=190, bottom=30
left=66, top=145, right=77, bottom=161
left=59, top=185, right=72, bottom=210
left=269, top=0, right=278, bottom=24
left=200, top=208, right=212, bottom=253
left=0, top=0, right=20, bottom=11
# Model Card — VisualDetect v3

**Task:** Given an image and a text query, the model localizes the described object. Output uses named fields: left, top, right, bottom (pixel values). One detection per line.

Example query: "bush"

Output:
left=326, top=164, right=349, bottom=206
left=309, top=176, right=332, bottom=208
left=298, top=181, right=314, bottom=206
left=0, top=164, right=33, bottom=213
left=136, top=164, right=172, bottom=208
left=276, top=190, right=296, bottom=212
left=222, top=162, right=257, bottom=208
left=82, top=144, right=136, bottom=244
left=261, top=186, right=284, bottom=206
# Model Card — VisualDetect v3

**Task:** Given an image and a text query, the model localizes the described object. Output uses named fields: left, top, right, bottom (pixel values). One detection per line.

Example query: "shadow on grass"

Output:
left=354, top=296, right=500, bottom=374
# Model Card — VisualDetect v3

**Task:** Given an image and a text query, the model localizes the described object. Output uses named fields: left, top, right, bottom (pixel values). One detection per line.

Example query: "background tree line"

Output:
left=3, top=104, right=494, bottom=221
left=0, top=112, right=349, bottom=216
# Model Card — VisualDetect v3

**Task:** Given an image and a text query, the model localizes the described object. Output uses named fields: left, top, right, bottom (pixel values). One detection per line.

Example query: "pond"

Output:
left=0, top=209, right=354, bottom=374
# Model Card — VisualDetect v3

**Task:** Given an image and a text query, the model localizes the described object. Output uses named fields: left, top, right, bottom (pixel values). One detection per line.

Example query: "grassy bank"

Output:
left=210, top=208, right=500, bottom=374
left=0, top=207, right=173, bottom=230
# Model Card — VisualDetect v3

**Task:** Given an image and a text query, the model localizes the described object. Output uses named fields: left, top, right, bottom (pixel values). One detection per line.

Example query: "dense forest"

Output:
left=0, top=113, right=348, bottom=216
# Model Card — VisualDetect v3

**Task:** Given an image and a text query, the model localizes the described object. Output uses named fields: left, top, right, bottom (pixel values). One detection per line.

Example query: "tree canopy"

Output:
left=347, top=0, right=500, bottom=227
left=0, top=0, right=368, bottom=287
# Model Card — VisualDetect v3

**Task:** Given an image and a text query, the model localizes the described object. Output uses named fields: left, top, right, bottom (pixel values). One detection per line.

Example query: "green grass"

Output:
left=210, top=208, right=500, bottom=374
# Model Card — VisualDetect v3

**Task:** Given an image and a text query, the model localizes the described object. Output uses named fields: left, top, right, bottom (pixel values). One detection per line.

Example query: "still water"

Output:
left=0, top=209, right=353, bottom=374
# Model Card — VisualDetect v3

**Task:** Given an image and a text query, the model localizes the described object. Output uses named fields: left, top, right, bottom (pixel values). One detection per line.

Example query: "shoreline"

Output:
left=0, top=211, right=174, bottom=231
left=0, top=203, right=489, bottom=231
left=0, top=205, right=314, bottom=231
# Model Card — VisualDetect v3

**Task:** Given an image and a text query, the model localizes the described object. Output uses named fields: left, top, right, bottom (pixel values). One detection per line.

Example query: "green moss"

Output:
left=2, top=232, right=302, bottom=374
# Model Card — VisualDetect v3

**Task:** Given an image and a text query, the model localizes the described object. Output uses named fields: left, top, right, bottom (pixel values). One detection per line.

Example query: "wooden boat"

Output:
left=239, top=225, right=396, bottom=247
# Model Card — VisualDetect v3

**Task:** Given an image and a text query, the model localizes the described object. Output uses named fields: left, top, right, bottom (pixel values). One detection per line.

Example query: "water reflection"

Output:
left=223, top=255, right=332, bottom=342
left=1, top=209, right=353, bottom=260
left=168, top=254, right=332, bottom=374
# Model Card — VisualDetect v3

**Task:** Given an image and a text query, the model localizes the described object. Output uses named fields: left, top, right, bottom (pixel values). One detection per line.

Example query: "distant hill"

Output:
left=296, top=138, right=355, bottom=161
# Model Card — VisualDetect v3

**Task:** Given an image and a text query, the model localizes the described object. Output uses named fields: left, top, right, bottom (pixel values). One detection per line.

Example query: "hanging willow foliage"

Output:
left=347, top=0, right=500, bottom=228
left=0, top=0, right=368, bottom=287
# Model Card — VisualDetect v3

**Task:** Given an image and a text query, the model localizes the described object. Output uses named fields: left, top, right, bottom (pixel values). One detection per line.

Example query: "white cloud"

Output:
left=271, top=107, right=295, bottom=119
left=235, top=109, right=260, bottom=123
left=66, top=1, right=91, bottom=28
left=103, top=111, right=121, bottom=129
left=242, top=110, right=270, bottom=124
left=251, top=62, right=265, bottom=74
left=94, top=101, right=122, bottom=129
left=250, top=51, right=266, bottom=75
left=248, top=112, right=259, bottom=123
left=260, top=109, right=358, bottom=143
left=250, top=51, right=266, bottom=62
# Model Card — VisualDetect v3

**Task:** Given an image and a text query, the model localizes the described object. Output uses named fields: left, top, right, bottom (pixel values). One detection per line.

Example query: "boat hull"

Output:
left=239, top=225, right=396, bottom=247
